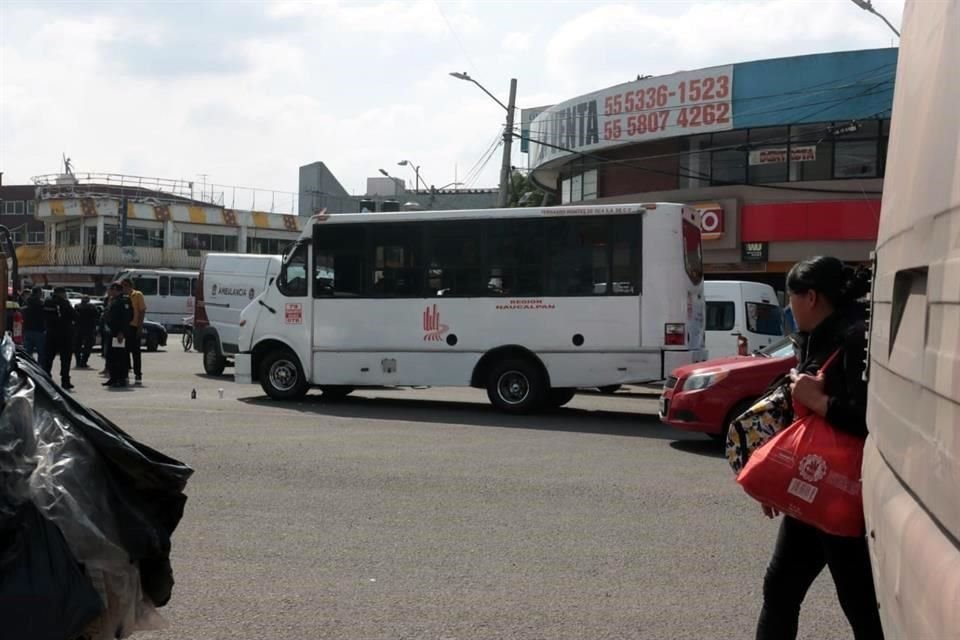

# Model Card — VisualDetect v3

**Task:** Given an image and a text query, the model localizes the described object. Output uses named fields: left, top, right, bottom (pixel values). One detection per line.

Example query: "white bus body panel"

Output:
left=863, top=1, right=960, bottom=637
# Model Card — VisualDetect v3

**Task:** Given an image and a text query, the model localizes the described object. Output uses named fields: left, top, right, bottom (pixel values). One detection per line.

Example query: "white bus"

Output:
left=113, top=268, right=199, bottom=330
left=235, top=203, right=707, bottom=412
left=862, top=1, right=960, bottom=637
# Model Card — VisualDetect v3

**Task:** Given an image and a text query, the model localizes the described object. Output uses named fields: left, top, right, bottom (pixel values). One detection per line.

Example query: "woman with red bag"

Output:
left=755, top=256, right=883, bottom=640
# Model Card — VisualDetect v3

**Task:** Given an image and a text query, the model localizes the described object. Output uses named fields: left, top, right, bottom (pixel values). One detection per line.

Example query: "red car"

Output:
left=659, top=336, right=797, bottom=439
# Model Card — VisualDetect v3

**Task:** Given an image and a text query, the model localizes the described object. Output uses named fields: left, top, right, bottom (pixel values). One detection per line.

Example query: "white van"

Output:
left=704, top=280, right=784, bottom=358
left=114, top=268, right=199, bottom=330
left=193, top=253, right=282, bottom=375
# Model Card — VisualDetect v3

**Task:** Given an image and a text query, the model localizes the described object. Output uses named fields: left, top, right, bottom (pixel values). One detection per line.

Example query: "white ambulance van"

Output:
left=193, top=253, right=282, bottom=375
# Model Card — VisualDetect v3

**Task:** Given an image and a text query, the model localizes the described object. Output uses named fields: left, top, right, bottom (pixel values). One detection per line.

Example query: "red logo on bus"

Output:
left=423, top=304, right=449, bottom=342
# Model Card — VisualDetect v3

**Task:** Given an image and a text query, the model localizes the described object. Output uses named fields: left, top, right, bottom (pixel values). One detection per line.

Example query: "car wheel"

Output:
left=486, top=358, right=547, bottom=414
left=320, top=386, right=354, bottom=401
left=598, top=384, right=621, bottom=395
left=203, top=340, right=227, bottom=376
left=712, top=398, right=756, bottom=442
left=145, top=333, right=159, bottom=352
left=548, top=388, right=576, bottom=408
left=259, top=350, right=308, bottom=401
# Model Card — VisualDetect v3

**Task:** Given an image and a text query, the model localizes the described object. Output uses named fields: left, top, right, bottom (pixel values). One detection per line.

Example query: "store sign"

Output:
left=741, top=242, right=769, bottom=263
left=748, top=145, right=817, bottom=166
left=528, top=65, right=734, bottom=169
left=694, top=202, right=725, bottom=240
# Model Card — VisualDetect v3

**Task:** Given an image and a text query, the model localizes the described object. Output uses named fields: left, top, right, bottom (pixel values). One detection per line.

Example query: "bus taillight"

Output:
left=665, top=323, right=686, bottom=346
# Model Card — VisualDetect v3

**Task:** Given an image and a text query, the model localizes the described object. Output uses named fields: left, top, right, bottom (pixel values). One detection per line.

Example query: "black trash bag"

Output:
left=0, top=502, right=104, bottom=640
left=0, top=335, right=193, bottom=637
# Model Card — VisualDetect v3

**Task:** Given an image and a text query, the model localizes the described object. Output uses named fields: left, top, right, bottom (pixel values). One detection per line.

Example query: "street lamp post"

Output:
left=849, top=0, right=900, bottom=36
left=449, top=72, right=518, bottom=208
left=397, top=160, right=424, bottom=192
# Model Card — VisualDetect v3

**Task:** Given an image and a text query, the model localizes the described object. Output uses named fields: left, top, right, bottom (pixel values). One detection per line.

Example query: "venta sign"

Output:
left=527, top=65, right=734, bottom=169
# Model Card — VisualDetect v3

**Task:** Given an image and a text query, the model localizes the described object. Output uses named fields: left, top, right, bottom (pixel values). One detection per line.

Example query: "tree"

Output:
left=507, top=171, right=547, bottom=207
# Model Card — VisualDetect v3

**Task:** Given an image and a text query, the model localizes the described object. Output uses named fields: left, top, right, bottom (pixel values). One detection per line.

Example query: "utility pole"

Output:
left=497, top=78, right=518, bottom=208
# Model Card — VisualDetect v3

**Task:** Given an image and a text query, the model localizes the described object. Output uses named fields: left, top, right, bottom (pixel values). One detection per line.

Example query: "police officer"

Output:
left=42, top=287, right=76, bottom=390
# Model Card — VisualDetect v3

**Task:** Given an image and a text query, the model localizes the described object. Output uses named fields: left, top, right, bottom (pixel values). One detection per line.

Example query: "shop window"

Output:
left=680, top=134, right=711, bottom=188
left=834, top=140, right=879, bottom=178
left=788, top=123, right=833, bottom=182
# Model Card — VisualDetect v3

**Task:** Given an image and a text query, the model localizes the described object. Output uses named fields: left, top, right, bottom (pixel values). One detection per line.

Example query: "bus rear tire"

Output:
left=486, top=358, right=547, bottom=414
left=259, top=350, right=308, bottom=401
left=548, top=388, right=576, bottom=408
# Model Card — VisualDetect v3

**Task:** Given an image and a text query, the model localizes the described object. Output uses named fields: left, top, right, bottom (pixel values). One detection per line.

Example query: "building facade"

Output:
left=0, top=181, right=47, bottom=246
left=18, top=173, right=301, bottom=293
left=524, top=48, right=897, bottom=288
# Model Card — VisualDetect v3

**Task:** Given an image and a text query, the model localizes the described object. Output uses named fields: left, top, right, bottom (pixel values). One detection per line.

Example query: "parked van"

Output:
left=113, top=268, right=199, bottom=330
left=194, top=253, right=282, bottom=375
left=704, top=280, right=784, bottom=357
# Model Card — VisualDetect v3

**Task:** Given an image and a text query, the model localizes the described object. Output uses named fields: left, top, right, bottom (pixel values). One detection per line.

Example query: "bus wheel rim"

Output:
left=497, top=370, right=529, bottom=405
left=269, top=360, right=298, bottom=392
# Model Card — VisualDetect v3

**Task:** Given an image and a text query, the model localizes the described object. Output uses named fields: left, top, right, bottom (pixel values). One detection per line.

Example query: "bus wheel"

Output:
left=203, top=340, right=227, bottom=376
left=548, top=388, right=576, bottom=408
left=259, top=350, right=308, bottom=401
left=320, top=386, right=354, bottom=401
left=486, top=358, right=546, bottom=413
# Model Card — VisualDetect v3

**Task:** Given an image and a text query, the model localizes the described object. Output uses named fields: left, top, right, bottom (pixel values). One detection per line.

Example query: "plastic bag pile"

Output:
left=0, top=335, right=193, bottom=639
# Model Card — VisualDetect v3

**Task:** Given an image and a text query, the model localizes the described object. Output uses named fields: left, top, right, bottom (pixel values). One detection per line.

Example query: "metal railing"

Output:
left=31, top=172, right=301, bottom=214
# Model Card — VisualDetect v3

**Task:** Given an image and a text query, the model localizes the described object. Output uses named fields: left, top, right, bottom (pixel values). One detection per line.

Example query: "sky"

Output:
left=0, top=0, right=904, bottom=208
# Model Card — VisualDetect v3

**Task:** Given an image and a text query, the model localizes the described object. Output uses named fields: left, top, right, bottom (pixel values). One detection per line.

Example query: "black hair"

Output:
left=787, top=256, right=871, bottom=309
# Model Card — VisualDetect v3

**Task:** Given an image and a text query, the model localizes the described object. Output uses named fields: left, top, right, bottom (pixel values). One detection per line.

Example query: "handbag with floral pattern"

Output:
left=725, top=379, right=793, bottom=474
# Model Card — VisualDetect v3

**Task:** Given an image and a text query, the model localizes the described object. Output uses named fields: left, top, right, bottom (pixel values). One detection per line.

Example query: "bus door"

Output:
left=273, top=240, right=313, bottom=375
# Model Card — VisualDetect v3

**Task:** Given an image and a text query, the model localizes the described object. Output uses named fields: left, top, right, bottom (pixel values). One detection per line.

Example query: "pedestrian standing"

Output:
left=104, top=282, right=133, bottom=388
left=21, top=286, right=47, bottom=364
left=73, top=295, right=99, bottom=369
left=755, top=257, right=882, bottom=640
left=42, top=286, right=76, bottom=390
left=99, top=290, right=115, bottom=377
left=122, top=278, right=146, bottom=385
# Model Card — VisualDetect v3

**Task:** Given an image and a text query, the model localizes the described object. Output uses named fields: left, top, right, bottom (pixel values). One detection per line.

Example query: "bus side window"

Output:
left=279, top=243, right=308, bottom=297
left=171, top=277, right=190, bottom=297
left=159, top=276, right=169, bottom=296
left=134, top=277, right=159, bottom=296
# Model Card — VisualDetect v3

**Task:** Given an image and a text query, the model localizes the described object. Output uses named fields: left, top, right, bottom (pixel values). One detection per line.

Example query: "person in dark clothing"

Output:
left=73, top=295, right=100, bottom=369
left=21, top=286, right=47, bottom=364
left=103, top=283, right=133, bottom=388
left=755, top=256, right=882, bottom=640
left=42, top=287, right=76, bottom=390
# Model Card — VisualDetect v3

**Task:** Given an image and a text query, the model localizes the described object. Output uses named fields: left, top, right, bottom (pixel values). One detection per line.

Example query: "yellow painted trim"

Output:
left=188, top=206, right=207, bottom=224
left=50, top=200, right=65, bottom=217
left=251, top=212, right=269, bottom=228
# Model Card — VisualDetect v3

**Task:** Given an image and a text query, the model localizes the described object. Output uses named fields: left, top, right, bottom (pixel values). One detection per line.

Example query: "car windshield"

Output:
left=757, top=336, right=796, bottom=358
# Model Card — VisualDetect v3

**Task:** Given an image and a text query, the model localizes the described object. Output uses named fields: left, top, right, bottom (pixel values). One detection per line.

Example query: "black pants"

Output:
left=74, top=329, right=96, bottom=367
left=125, top=326, right=142, bottom=378
left=43, top=336, right=73, bottom=384
left=107, top=336, right=129, bottom=383
left=757, top=516, right=884, bottom=640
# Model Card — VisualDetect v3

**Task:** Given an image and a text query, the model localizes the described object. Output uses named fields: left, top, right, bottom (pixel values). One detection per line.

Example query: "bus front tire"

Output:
left=259, top=350, right=308, bottom=401
left=486, top=358, right=547, bottom=414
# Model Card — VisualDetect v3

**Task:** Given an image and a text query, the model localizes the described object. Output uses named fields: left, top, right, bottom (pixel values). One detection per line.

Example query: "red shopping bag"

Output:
left=736, top=351, right=866, bottom=537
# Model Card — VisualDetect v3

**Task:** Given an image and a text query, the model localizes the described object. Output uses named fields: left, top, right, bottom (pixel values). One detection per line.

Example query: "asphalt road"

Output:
left=66, top=348, right=855, bottom=640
